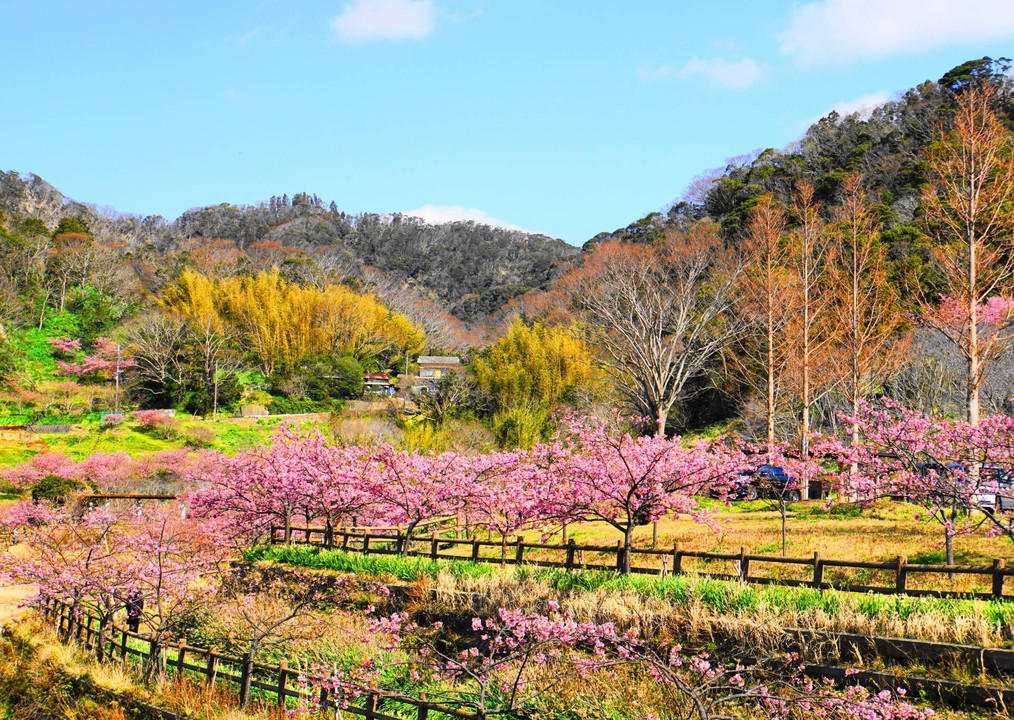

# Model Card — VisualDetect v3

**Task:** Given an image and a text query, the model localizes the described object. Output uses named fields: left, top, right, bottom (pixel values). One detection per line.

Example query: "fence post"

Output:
left=121, top=630, right=128, bottom=662
left=812, top=551, right=823, bottom=587
left=615, top=540, right=623, bottom=571
left=205, top=651, right=217, bottom=684
left=565, top=539, right=576, bottom=570
left=673, top=546, right=684, bottom=575
left=738, top=547, right=749, bottom=581
left=430, top=532, right=438, bottom=560
left=895, top=555, right=908, bottom=592
left=515, top=538, right=524, bottom=565
left=363, top=530, right=371, bottom=555
left=364, top=693, right=377, bottom=718
left=993, top=559, right=1006, bottom=598
left=342, top=529, right=350, bottom=551
left=277, top=659, right=288, bottom=708
left=417, top=700, right=429, bottom=719
left=177, top=645, right=187, bottom=675
left=471, top=537, right=480, bottom=562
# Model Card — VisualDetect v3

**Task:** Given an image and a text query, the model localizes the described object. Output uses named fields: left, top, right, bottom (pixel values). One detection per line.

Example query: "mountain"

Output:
left=0, top=176, right=579, bottom=329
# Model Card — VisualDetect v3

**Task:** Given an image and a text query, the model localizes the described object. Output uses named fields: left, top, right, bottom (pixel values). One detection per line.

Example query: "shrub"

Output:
left=30, top=475, right=93, bottom=505
left=182, top=425, right=216, bottom=448
left=132, top=409, right=173, bottom=429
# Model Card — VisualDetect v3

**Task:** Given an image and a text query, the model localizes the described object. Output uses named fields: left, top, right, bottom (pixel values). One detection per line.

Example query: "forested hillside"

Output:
left=0, top=177, right=578, bottom=329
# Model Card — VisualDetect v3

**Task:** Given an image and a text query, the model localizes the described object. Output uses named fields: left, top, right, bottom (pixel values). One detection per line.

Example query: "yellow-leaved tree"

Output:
left=161, top=269, right=425, bottom=375
left=473, top=318, right=598, bottom=447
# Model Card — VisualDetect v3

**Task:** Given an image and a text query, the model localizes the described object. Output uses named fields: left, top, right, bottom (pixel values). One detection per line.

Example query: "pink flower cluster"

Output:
left=188, top=418, right=754, bottom=553
left=0, top=449, right=225, bottom=492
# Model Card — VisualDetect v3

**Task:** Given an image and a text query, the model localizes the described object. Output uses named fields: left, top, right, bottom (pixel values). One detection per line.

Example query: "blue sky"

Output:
left=2, top=1, right=1014, bottom=245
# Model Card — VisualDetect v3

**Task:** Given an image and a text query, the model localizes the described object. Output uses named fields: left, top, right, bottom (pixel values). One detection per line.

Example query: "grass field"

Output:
left=0, top=415, right=328, bottom=468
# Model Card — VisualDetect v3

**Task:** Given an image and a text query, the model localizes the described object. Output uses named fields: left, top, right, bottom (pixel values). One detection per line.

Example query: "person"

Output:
left=125, top=590, right=143, bottom=633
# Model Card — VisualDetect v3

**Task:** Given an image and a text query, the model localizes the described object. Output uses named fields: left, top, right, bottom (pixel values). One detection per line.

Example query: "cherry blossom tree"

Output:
left=215, top=565, right=387, bottom=707
left=190, top=428, right=376, bottom=545
left=366, top=445, right=470, bottom=553
left=820, top=399, right=1014, bottom=564
left=549, top=416, right=746, bottom=573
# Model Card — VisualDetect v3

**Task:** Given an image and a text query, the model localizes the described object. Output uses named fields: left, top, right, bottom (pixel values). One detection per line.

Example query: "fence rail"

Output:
left=271, top=525, right=1014, bottom=601
left=40, top=599, right=474, bottom=719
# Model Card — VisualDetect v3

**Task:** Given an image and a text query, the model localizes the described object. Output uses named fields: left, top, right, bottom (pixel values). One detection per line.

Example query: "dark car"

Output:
left=731, top=464, right=801, bottom=502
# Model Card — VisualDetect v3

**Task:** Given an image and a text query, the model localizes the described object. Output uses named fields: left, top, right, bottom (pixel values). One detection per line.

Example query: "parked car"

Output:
left=914, top=462, right=1014, bottom=511
left=972, top=465, right=1014, bottom=511
left=731, top=465, right=801, bottom=502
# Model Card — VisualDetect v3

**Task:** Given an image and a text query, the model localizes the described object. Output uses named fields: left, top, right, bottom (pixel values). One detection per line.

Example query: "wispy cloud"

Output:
left=330, top=0, right=436, bottom=45
left=223, top=89, right=248, bottom=104
left=781, top=0, right=1014, bottom=65
left=825, top=91, right=892, bottom=119
left=637, top=56, right=767, bottom=91
left=404, top=204, right=526, bottom=232
left=799, top=90, right=892, bottom=131
left=238, top=28, right=262, bottom=46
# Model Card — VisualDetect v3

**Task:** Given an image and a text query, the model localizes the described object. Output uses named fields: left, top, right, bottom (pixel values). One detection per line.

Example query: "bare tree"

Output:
left=565, top=222, right=745, bottom=435
left=125, top=313, right=189, bottom=396
left=787, top=180, right=838, bottom=495
left=827, top=174, right=906, bottom=452
left=921, top=84, right=1014, bottom=425
left=736, top=194, right=795, bottom=446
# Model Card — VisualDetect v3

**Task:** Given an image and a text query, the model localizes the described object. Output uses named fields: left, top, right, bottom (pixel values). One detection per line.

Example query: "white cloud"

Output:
left=781, top=0, right=1014, bottom=65
left=637, top=56, right=767, bottom=91
left=330, top=0, right=435, bottom=45
left=824, top=91, right=892, bottom=119
left=404, top=205, right=526, bottom=232
left=798, top=91, right=892, bottom=132
left=223, top=89, right=248, bottom=104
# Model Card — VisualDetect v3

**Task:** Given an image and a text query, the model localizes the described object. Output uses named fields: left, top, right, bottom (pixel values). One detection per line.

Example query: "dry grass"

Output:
left=468, top=500, right=1014, bottom=595
left=404, top=565, right=1014, bottom=648
left=0, top=614, right=295, bottom=719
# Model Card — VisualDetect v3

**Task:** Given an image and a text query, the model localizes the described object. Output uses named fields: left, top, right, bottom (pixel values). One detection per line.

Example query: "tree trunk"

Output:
left=143, top=637, right=165, bottom=681
left=766, top=261, right=776, bottom=447
left=402, top=519, right=420, bottom=557
left=968, top=223, right=980, bottom=427
left=239, top=646, right=257, bottom=708
left=620, top=527, right=633, bottom=575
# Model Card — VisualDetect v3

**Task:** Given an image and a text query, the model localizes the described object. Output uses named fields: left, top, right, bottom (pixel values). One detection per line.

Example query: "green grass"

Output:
left=252, top=545, right=1014, bottom=637
left=244, top=544, right=496, bottom=583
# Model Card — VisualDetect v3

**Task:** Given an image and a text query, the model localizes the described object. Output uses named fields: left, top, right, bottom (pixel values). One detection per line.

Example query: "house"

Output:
left=417, top=356, right=461, bottom=379
left=363, top=373, right=395, bottom=396
left=413, top=356, right=461, bottom=392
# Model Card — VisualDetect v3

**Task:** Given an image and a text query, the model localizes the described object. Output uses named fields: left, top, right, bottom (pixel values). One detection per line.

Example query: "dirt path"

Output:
left=0, top=583, right=35, bottom=624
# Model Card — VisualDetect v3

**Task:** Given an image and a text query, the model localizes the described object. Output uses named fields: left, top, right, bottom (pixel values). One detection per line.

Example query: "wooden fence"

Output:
left=271, top=525, right=1014, bottom=601
left=40, top=599, right=474, bottom=719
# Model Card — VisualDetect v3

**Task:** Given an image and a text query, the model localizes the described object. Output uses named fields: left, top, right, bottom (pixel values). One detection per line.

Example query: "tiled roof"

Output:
left=417, top=356, right=460, bottom=365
